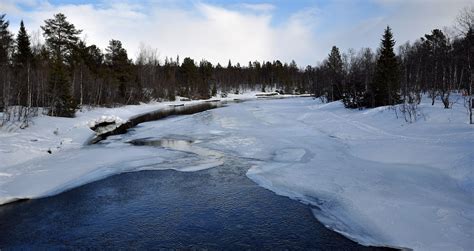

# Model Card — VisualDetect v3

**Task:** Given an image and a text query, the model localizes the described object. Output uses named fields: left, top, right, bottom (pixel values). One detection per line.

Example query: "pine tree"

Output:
left=41, top=13, right=81, bottom=117
left=105, top=40, right=129, bottom=66
left=41, top=13, right=81, bottom=62
left=370, top=26, right=400, bottom=107
left=326, top=46, right=344, bottom=101
left=13, top=20, right=33, bottom=107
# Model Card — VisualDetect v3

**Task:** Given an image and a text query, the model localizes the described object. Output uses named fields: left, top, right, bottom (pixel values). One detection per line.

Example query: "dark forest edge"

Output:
left=0, top=6, right=472, bottom=128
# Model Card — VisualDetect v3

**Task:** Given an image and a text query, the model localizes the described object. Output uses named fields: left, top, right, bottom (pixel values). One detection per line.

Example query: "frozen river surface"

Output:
left=0, top=153, right=381, bottom=249
left=1, top=97, right=471, bottom=250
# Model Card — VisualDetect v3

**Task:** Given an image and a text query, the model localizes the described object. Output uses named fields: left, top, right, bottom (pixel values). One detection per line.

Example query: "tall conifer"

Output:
left=370, top=26, right=400, bottom=107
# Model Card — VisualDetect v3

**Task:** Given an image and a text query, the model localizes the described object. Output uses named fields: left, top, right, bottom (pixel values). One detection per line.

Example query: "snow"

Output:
left=240, top=97, right=473, bottom=251
left=141, top=95, right=472, bottom=251
left=0, top=92, right=260, bottom=167
left=0, top=92, right=298, bottom=201
left=1, top=93, right=473, bottom=250
left=88, top=115, right=126, bottom=128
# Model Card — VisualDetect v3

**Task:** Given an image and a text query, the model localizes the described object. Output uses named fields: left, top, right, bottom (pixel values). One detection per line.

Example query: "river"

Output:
left=0, top=99, right=393, bottom=249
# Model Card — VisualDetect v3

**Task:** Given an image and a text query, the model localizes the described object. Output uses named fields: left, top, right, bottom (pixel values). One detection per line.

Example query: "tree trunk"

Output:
left=466, top=64, right=473, bottom=124
left=80, top=65, right=83, bottom=107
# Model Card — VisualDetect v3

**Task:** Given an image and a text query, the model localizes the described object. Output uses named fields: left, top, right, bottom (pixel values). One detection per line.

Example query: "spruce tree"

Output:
left=0, top=14, right=13, bottom=111
left=179, top=57, right=197, bottom=98
left=199, top=60, right=212, bottom=99
left=13, top=20, right=33, bottom=106
left=370, top=26, right=400, bottom=107
left=0, top=14, right=13, bottom=64
left=14, top=21, right=32, bottom=66
left=326, top=46, right=344, bottom=101
left=105, top=39, right=131, bottom=102
left=48, top=60, right=76, bottom=117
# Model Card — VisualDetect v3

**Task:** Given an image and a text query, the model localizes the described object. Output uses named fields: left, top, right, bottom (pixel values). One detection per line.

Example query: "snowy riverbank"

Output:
left=243, top=97, right=473, bottom=250
left=0, top=92, right=306, bottom=203
left=0, top=94, right=472, bottom=250
left=0, top=92, right=272, bottom=168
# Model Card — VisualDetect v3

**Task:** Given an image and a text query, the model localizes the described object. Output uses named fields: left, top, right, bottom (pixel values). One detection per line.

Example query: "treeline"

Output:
left=0, top=13, right=312, bottom=124
left=294, top=7, right=472, bottom=124
left=316, top=25, right=472, bottom=110
left=0, top=7, right=473, bottom=126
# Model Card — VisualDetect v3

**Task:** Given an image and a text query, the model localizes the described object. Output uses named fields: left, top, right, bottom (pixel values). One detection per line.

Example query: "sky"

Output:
left=1, top=0, right=472, bottom=66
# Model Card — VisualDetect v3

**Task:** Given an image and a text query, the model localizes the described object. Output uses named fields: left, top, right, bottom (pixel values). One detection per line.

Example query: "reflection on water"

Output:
left=128, top=138, right=224, bottom=172
left=129, top=138, right=193, bottom=148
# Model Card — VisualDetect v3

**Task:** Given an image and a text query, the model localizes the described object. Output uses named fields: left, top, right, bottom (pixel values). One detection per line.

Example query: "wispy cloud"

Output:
left=241, top=3, right=275, bottom=12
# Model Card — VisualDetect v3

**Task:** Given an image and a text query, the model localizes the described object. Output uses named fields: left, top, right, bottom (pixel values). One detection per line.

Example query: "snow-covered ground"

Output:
left=243, top=98, right=473, bottom=251
left=0, top=93, right=472, bottom=250
left=0, top=92, right=259, bottom=168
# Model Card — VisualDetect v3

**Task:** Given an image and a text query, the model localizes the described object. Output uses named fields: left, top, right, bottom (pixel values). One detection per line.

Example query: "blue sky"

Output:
left=1, top=0, right=471, bottom=66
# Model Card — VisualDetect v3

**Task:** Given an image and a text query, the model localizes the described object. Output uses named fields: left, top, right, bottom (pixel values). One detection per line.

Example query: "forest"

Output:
left=0, top=7, right=472, bottom=126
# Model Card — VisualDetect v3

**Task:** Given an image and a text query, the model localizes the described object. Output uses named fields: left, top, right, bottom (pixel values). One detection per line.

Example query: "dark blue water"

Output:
left=0, top=156, right=389, bottom=250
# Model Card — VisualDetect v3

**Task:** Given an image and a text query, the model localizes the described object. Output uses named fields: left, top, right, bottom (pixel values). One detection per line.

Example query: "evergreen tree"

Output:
left=105, top=40, right=129, bottom=66
left=369, top=26, right=400, bottom=107
left=211, top=83, right=217, bottom=97
left=13, top=20, right=33, bottom=106
left=163, top=59, right=176, bottom=101
left=0, top=14, right=13, bottom=111
left=41, top=13, right=81, bottom=62
left=41, top=13, right=81, bottom=117
left=423, top=29, right=451, bottom=107
left=326, top=46, right=344, bottom=101
left=0, top=14, right=13, bottom=64
left=14, top=20, right=32, bottom=66
left=48, top=60, right=76, bottom=117
left=105, top=39, right=132, bottom=102
left=179, top=57, right=197, bottom=98
left=198, top=60, right=213, bottom=99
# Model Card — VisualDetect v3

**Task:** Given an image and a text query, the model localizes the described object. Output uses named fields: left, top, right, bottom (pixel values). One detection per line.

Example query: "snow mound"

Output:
left=88, top=115, right=127, bottom=135
left=88, top=115, right=125, bottom=128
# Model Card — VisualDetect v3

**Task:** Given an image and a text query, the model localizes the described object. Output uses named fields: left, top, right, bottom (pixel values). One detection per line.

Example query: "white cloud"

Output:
left=2, top=0, right=472, bottom=66
left=314, top=0, right=471, bottom=62
left=241, top=3, right=275, bottom=12
left=7, top=1, right=318, bottom=66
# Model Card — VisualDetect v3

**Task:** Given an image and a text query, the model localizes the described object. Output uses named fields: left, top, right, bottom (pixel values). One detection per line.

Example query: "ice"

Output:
left=0, top=94, right=473, bottom=250
left=273, top=148, right=307, bottom=162
left=88, top=115, right=126, bottom=129
left=170, top=96, right=472, bottom=251
left=239, top=97, right=473, bottom=251
left=0, top=92, right=280, bottom=203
